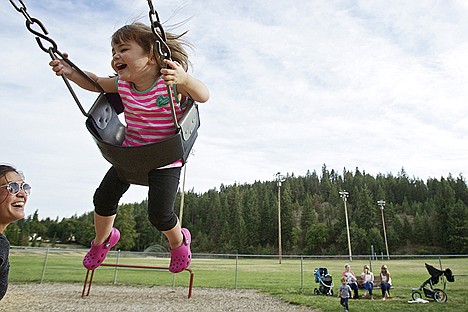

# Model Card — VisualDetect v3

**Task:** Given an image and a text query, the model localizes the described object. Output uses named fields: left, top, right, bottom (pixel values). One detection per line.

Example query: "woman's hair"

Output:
left=381, top=265, right=390, bottom=274
left=0, top=164, right=20, bottom=180
left=364, top=265, right=370, bottom=270
left=111, top=22, right=191, bottom=71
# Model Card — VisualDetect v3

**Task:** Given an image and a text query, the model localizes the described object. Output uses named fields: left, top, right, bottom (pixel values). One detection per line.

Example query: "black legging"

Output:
left=94, top=166, right=181, bottom=231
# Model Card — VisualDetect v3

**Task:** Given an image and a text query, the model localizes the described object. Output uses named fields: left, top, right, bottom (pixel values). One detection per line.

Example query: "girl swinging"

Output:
left=49, top=22, right=209, bottom=273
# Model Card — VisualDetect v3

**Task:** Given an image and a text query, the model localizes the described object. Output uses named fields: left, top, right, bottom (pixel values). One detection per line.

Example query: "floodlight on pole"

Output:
left=275, top=172, right=286, bottom=264
left=339, top=190, right=352, bottom=261
left=378, top=200, right=390, bottom=260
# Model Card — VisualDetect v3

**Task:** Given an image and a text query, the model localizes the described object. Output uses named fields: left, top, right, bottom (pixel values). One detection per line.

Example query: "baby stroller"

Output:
left=411, top=263, right=455, bottom=303
left=313, top=267, right=334, bottom=296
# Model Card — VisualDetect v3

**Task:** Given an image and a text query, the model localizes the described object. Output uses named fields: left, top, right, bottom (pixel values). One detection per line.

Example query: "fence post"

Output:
left=300, top=256, right=304, bottom=291
left=40, top=248, right=50, bottom=284
left=235, top=254, right=239, bottom=289
left=113, top=250, right=120, bottom=285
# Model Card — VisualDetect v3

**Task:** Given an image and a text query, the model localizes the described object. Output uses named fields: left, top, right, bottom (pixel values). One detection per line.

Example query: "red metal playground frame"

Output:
left=82, top=263, right=194, bottom=299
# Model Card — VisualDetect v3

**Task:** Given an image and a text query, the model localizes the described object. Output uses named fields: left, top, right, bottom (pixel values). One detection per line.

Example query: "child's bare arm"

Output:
left=161, top=59, right=210, bottom=103
left=49, top=55, right=117, bottom=93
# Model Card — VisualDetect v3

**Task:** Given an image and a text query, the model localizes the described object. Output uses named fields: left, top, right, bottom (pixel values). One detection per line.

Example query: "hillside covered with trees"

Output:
left=6, top=165, right=468, bottom=255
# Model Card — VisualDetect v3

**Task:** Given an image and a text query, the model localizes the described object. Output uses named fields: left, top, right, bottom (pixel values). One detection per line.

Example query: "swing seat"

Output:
left=85, top=93, right=199, bottom=186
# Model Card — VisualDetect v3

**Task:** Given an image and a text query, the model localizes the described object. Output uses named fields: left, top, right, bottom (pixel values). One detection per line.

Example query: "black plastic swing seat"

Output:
left=85, top=92, right=199, bottom=186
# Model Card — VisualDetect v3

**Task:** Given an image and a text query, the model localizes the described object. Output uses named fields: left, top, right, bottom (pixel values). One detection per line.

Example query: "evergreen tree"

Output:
left=114, top=204, right=138, bottom=250
left=446, top=200, right=468, bottom=253
left=4, top=223, right=22, bottom=245
left=14, top=165, right=468, bottom=256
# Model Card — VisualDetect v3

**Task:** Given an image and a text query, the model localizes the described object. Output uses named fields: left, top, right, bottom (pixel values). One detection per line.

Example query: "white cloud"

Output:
left=2, top=0, right=468, bottom=218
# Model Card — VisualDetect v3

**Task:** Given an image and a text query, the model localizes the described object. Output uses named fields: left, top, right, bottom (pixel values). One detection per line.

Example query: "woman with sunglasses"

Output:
left=380, top=264, right=392, bottom=300
left=0, top=164, right=29, bottom=300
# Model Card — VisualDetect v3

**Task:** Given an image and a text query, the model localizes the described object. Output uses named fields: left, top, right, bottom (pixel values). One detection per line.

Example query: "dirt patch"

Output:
left=0, top=283, right=319, bottom=312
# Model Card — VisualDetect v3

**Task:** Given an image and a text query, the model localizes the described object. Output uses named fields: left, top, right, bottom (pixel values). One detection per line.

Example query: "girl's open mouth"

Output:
left=116, top=64, right=127, bottom=71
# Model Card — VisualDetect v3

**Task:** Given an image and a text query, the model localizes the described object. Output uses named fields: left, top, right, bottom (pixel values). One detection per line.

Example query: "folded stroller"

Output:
left=411, top=263, right=455, bottom=303
left=313, top=267, right=334, bottom=296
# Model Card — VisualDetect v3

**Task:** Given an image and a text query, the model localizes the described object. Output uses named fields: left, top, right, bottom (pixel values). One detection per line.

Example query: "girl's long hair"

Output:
left=112, top=22, right=191, bottom=71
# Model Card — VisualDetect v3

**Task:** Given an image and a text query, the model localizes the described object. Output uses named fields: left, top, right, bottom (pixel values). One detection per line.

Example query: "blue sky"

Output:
left=2, top=0, right=468, bottom=219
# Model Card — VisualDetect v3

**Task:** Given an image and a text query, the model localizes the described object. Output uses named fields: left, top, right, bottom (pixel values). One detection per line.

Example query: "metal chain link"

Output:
left=10, top=0, right=57, bottom=54
left=147, top=0, right=179, bottom=128
left=147, top=0, right=172, bottom=61
left=11, top=0, right=179, bottom=124
left=9, top=0, right=104, bottom=116
left=9, top=0, right=31, bottom=23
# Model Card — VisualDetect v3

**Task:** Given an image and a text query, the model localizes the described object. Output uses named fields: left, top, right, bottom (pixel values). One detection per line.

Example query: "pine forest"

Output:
left=6, top=165, right=468, bottom=255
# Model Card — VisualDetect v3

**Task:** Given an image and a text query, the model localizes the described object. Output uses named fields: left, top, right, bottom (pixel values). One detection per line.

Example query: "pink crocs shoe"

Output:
left=169, top=228, right=192, bottom=273
left=83, top=227, right=120, bottom=270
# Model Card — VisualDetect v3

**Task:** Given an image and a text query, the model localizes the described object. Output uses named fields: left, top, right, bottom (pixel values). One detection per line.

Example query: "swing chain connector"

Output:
left=10, top=0, right=105, bottom=117
left=10, top=0, right=58, bottom=54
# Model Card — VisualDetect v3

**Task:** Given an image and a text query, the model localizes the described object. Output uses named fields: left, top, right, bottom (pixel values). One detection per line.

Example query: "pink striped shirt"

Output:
left=117, top=77, right=185, bottom=167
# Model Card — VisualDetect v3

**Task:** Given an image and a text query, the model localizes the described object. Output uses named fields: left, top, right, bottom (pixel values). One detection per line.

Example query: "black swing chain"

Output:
left=10, top=0, right=56, bottom=54
left=9, top=0, right=104, bottom=117
left=147, top=0, right=180, bottom=129
left=147, top=0, right=171, bottom=61
left=11, top=0, right=182, bottom=127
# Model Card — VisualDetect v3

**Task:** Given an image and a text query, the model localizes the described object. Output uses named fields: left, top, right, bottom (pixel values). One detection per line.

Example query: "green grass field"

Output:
left=8, top=250, right=468, bottom=311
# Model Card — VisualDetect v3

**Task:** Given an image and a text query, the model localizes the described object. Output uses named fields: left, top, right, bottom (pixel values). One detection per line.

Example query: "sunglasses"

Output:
left=0, top=181, right=31, bottom=196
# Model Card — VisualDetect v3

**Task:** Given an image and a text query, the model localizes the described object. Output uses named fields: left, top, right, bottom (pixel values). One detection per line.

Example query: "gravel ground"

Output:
left=0, top=283, right=320, bottom=312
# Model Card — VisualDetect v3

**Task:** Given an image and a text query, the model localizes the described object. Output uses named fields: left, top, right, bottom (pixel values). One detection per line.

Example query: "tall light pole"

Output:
left=339, top=191, right=352, bottom=261
left=275, top=172, right=286, bottom=264
left=378, top=200, right=390, bottom=260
